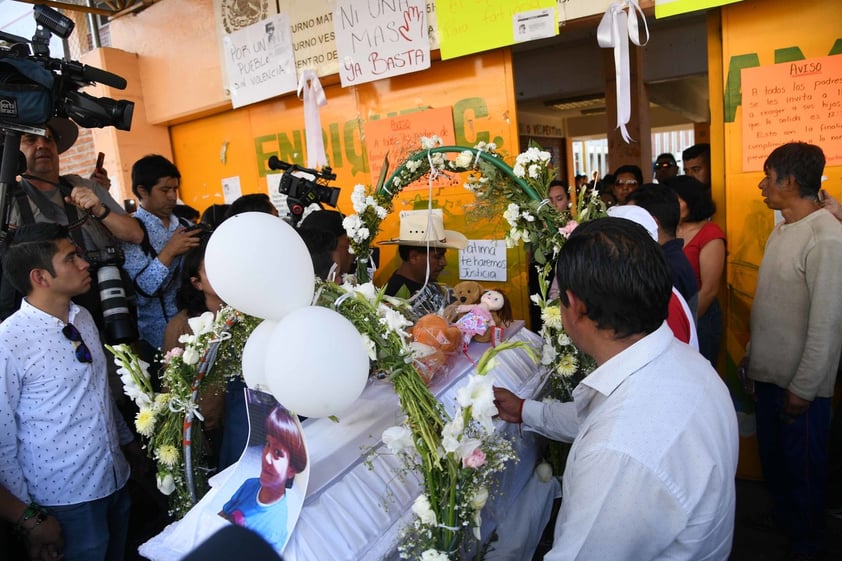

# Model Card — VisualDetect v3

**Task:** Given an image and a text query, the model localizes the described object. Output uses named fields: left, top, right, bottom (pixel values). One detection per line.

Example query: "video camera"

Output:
left=268, top=155, right=341, bottom=226
left=0, top=5, right=134, bottom=133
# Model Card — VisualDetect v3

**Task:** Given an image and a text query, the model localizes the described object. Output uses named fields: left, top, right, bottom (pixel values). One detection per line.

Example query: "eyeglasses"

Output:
left=62, top=323, right=92, bottom=363
left=655, top=162, right=676, bottom=169
left=614, top=180, right=639, bottom=187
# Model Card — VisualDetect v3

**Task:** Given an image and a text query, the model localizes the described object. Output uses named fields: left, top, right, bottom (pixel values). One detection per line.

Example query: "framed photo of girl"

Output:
left=207, top=389, right=309, bottom=553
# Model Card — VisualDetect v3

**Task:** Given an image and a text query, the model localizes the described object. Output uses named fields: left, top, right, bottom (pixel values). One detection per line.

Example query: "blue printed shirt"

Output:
left=122, top=207, right=182, bottom=349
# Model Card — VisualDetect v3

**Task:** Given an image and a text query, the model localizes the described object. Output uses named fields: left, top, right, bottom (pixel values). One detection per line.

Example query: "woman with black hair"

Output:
left=665, top=176, right=726, bottom=366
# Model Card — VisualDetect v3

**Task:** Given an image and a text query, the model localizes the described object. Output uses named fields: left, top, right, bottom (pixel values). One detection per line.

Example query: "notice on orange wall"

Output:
left=741, top=54, right=842, bottom=171
left=365, top=107, right=456, bottom=188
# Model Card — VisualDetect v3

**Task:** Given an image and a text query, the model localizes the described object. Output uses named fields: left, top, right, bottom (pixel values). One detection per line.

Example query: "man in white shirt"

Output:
left=0, top=223, right=136, bottom=561
left=494, top=217, right=738, bottom=560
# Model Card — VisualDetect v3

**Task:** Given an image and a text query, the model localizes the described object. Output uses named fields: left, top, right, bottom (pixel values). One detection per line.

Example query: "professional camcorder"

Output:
left=0, top=5, right=134, bottom=132
left=268, top=156, right=341, bottom=226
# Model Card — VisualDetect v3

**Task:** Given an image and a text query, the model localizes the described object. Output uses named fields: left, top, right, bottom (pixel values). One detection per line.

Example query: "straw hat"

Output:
left=45, top=117, right=79, bottom=154
left=380, top=212, right=468, bottom=249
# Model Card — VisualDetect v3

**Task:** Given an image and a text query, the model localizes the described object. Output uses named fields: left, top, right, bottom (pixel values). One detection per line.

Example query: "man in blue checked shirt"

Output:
left=121, top=155, right=202, bottom=371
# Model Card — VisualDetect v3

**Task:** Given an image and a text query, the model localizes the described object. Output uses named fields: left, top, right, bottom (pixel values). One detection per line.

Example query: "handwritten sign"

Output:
left=333, top=0, right=431, bottom=87
left=365, top=107, right=456, bottom=187
left=459, top=240, right=508, bottom=281
left=222, top=14, right=298, bottom=108
left=437, top=0, right=557, bottom=61
left=279, top=0, right=340, bottom=77
left=741, top=54, right=842, bottom=171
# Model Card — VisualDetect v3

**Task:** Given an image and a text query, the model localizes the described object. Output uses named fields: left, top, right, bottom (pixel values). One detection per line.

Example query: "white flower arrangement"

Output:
left=107, top=306, right=260, bottom=517
left=379, top=341, right=535, bottom=559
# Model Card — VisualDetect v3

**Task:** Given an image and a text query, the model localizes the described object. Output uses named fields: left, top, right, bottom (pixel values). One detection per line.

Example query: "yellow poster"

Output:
left=655, top=0, right=742, bottom=18
left=436, top=0, right=557, bottom=60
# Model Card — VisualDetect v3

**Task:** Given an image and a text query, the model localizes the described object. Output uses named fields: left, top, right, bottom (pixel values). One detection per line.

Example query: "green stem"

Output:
left=378, top=146, right=541, bottom=202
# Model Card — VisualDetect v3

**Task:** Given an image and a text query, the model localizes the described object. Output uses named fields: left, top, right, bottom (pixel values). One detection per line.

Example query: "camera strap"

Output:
left=11, top=181, right=35, bottom=225
left=131, top=215, right=190, bottom=324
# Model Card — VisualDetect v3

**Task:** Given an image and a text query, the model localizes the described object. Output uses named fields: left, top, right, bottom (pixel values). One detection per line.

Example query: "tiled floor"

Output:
left=533, top=478, right=842, bottom=561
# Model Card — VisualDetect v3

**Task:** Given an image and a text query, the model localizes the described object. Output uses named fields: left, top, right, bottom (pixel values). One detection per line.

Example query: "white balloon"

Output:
left=264, top=306, right=369, bottom=418
left=205, top=212, right=314, bottom=320
left=241, top=319, right=277, bottom=390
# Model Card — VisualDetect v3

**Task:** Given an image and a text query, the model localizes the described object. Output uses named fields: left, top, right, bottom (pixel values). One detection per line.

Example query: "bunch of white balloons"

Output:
left=204, top=212, right=369, bottom=418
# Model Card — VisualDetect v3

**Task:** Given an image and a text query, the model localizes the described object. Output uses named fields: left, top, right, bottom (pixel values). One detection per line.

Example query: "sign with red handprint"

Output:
left=334, top=0, right=431, bottom=87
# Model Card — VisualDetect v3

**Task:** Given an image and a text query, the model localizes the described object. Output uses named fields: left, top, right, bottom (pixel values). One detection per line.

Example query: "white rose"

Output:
left=455, top=150, right=474, bottom=168
left=156, top=473, right=176, bottom=495
left=411, top=494, right=437, bottom=526
left=470, top=486, right=489, bottom=510
left=420, top=550, right=450, bottom=561
left=182, top=346, right=200, bottom=366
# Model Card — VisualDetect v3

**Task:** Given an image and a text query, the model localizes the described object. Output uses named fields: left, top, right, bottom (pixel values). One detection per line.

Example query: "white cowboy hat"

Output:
left=607, top=205, right=658, bottom=242
left=380, top=212, right=468, bottom=249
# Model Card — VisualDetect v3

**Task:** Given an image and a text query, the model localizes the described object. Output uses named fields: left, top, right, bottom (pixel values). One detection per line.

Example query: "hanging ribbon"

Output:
left=297, top=69, right=328, bottom=168
left=597, top=1, right=649, bottom=143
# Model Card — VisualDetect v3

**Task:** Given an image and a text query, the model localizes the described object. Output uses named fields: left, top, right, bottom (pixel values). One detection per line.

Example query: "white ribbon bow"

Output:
left=597, top=1, right=649, bottom=143
left=169, top=396, right=204, bottom=422
left=297, top=69, right=328, bottom=169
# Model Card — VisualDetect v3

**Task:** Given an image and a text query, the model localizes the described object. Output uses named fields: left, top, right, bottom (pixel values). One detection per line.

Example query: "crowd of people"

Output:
left=1, top=119, right=840, bottom=561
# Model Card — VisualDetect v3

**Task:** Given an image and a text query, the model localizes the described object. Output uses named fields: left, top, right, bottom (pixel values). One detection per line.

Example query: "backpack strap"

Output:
left=131, top=215, right=190, bottom=322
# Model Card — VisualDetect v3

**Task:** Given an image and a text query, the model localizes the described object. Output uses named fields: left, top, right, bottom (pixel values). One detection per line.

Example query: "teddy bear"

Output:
left=443, top=280, right=484, bottom=322
left=454, top=289, right=513, bottom=345
left=409, top=314, right=462, bottom=384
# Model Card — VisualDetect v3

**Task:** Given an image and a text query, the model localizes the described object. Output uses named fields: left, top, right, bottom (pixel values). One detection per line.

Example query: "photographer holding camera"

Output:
left=0, top=118, right=144, bottom=339
left=121, top=155, right=202, bottom=374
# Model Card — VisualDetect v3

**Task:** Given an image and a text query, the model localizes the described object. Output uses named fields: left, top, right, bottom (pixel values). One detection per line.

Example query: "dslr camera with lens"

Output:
left=85, top=246, right=138, bottom=344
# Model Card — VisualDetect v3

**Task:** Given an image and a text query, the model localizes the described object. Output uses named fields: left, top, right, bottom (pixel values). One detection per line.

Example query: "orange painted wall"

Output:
left=89, top=0, right=528, bottom=320
left=715, top=0, right=842, bottom=478
left=168, top=49, right=528, bottom=320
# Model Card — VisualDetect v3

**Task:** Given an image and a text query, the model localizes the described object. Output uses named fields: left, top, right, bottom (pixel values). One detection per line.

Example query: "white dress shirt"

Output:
left=528, top=323, right=738, bottom=561
left=0, top=299, right=131, bottom=506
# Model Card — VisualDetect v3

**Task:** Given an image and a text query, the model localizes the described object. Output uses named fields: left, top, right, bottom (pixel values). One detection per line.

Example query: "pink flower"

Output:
left=463, top=447, right=487, bottom=469
left=559, top=220, right=579, bottom=239
left=163, top=347, right=183, bottom=365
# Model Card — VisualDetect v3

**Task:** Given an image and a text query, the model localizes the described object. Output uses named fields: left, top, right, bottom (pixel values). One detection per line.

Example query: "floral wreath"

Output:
left=338, top=137, right=606, bottom=558
left=343, top=137, right=605, bottom=402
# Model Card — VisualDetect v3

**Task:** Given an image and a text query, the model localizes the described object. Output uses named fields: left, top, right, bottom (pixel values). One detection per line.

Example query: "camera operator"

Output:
left=0, top=117, right=143, bottom=328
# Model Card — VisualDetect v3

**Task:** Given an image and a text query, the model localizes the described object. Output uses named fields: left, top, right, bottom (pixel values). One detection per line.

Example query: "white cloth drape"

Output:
left=297, top=69, right=328, bottom=169
left=597, top=1, right=650, bottom=143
